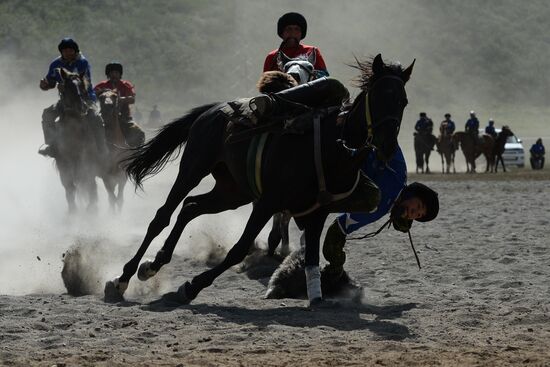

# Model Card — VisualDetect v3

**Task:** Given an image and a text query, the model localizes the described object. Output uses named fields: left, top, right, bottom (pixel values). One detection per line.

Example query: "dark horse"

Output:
left=452, top=132, right=494, bottom=173
left=97, top=90, right=129, bottom=211
left=104, top=54, right=414, bottom=306
left=489, top=126, right=514, bottom=173
left=437, top=132, right=457, bottom=173
left=414, top=132, right=436, bottom=173
left=54, top=68, right=104, bottom=212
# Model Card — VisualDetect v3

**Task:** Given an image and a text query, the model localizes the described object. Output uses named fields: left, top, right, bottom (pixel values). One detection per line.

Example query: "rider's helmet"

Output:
left=277, top=12, right=307, bottom=39
left=58, top=38, right=80, bottom=53
left=488, top=118, right=494, bottom=125
left=419, top=112, right=427, bottom=117
left=393, top=182, right=439, bottom=223
left=444, top=113, right=451, bottom=118
left=536, top=138, right=542, bottom=145
left=470, top=110, right=476, bottom=116
left=105, top=62, right=123, bottom=76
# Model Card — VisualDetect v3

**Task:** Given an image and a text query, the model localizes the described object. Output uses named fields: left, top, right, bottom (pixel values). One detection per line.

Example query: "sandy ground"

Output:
left=2, top=164, right=550, bottom=366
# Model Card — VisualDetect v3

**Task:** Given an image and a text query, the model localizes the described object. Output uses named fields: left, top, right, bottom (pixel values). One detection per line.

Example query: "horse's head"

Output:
left=278, top=50, right=316, bottom=85
left=501, top=125, right=514, bottom=139
left=98, top=90, right=119, bottom=120
left=57, top=67, right=89, bottom=117
left=345, top=54, right=414, bottom=162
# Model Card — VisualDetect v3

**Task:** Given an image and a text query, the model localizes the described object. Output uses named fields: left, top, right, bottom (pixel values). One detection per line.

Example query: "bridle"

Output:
left=58, top=70, right=89, bottom=117
left=338, top=74, right=406, bottom=155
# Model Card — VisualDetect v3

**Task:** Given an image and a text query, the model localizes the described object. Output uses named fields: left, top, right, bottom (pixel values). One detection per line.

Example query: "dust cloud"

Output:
left=1, top=1, right=548, bottom=295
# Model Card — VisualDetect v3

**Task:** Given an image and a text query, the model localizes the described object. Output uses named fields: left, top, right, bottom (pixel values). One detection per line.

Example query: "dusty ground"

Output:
left=2, top=169, right=550, bottom=366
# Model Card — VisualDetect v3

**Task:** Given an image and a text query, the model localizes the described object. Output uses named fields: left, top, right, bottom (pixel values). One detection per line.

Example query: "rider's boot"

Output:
left=38, top=104, right=60, bottom=158
left=321, top=220, right=347, bottom=283
left=247, top=77, right=350, bottom=124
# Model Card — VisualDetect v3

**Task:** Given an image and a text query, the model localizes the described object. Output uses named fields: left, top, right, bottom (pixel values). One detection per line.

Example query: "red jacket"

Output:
left=263, top=44, right=328, bottom=74
left=94, top=79, right=136, bottom=118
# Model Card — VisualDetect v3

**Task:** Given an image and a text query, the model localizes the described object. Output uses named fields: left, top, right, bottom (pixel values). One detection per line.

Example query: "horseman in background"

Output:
left=415, top=112, right=434, bottom=136
left=465, top=110, right=480, bottom=147
left=94, top=62, right=145, bottom=148
left=485, top=118, right=497, bottom=139
left=436, top=113, right=455, bottom=152
left=263, top=12, right=329, bottom=78
left=38, top=38, right=107, bottom=158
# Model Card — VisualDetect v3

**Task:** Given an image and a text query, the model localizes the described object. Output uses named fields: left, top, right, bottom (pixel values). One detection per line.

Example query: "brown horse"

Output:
left=97, top=90, right=129, bottom=211
left=452, top=132, right=494, bottom=173
left=414, top=132, right=436, bottom=173
left=437, top=133, right=457, bottom=173
left=489, top=126, right=514, bottom=173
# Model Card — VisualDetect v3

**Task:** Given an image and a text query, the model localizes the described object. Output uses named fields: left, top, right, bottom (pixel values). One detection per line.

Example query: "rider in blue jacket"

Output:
left=530, top=138, right=545, bottom=169
left=322, top=145, right=439, bottom=278
left=485, top=119, right=497, bottom=138
left=38, top=38, right=107, bottom=158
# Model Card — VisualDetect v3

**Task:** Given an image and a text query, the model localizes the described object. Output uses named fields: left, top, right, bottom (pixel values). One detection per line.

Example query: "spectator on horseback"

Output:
left=264, top=12, right=329, bottom=77
left=94, top=62, right=145, bottom=147
left=485, top=118, right=497, bottom=139
left=415, top=112, right=433, bottom=135
left=38, top=38, right=108, bottom=158
left=147, top=105, right=162, bottom=128
left=530, top=138, right=545, bottom=169
left=465, top=110, right=480, bottom=145
left=439, top=113, right=455, bottom=136
left=321, top=147, right=440, bottom=281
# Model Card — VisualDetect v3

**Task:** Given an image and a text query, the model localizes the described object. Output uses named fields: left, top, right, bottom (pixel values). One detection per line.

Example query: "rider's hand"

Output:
left=39, top=78, right=50, bottom=91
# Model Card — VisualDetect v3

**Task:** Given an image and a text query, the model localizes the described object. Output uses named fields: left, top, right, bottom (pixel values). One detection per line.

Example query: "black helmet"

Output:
left=444, top=113, right=451, bottom=118
left=277, top=12, right=307, bottom=39
left=58, top=38, right=79, bottom=53
left=419, top=112, right=427, bottom=117
left=401, top=182, right=439, bottom=222
left=105, top=62, right=123, bottom=76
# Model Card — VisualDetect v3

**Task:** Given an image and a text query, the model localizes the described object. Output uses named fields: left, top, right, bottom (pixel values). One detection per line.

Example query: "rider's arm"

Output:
left=41, top=61, right=59, bottom=90
left=313, top=47, right=329, bottom=77
left=263, top=51, right=278, bottom=72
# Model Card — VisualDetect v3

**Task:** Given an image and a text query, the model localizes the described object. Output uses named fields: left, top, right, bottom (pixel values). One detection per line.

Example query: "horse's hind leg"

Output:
left=267, top=212, right=291, bottom=257
left=106, top=142, right=218, bottom=301
left=102, top=176, right=118, bottom=211
left=138, top=164, right=251, bottom=280
left=170, top=198, right=274, bottom=304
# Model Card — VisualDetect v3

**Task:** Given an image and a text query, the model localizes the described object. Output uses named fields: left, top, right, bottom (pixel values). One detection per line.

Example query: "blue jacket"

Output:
left=530, top=143, right=545, bottom=155
left=415, top=117, right=433, bottom=134
left=465, top=117, right=479, bottom=132
left=44, top=54, right=97, bottom=101
left=485, top=125, right=496, bottom=136
left=337, top=146, right=407, bottom=235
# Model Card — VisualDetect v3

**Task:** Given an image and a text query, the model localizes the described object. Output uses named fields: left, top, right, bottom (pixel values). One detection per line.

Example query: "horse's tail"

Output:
left=124, top=103, right=217, bottom=187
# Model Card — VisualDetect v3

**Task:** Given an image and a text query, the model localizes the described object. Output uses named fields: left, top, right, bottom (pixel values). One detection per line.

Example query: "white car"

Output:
left=480, top=128, right=525, bottom=168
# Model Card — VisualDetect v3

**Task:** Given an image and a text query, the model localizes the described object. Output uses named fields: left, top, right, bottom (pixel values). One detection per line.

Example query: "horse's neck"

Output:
left=343, top=93, right=368, bottom=148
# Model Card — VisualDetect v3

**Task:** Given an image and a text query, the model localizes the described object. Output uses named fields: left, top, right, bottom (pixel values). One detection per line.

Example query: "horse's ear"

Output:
left=277, top=50, right=293, bottom=69
left=402, top=59, right=416, bottom=82
left=79, top=71, right=87, bottom=80
left=58, top=67, right=67, bottom=79
left=373, top=54, right=384, bottom=74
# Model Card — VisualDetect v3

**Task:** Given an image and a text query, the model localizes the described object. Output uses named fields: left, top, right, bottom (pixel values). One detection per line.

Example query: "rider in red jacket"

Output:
left=263, top=12, right=328, bottom=77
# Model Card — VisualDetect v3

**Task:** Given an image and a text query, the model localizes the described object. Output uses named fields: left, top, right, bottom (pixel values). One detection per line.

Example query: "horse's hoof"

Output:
left=308, top=297, right=340, bottom=309
left=160, top=282, right=193, bottom=305
left=104, top=277, right=128, bottom=303
left=137, top=260, right=157, bottom=281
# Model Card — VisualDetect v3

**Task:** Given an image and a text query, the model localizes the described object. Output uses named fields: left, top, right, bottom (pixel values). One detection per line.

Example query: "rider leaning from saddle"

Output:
left=263, top=12, right=329, bottom=77
left=465, top=110, right=480, bottom=145
left=38, top=37, right=108, bottom=158
left=94, top=62, right=146, bottom=147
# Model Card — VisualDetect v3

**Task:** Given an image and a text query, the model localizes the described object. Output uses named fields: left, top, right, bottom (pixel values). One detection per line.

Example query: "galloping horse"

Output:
left=54, top=68, right=104, bottom=212
left=452, top=132, right=494, bottom=173
left=490, top=126, right=514, bottom=172
left=437, top=132, right=457, bottom=173
left=97, top=90, right=129, bottom=211
left=104, top=54, right=414, bottom=307
left=414, top=132, right=436, bottom=173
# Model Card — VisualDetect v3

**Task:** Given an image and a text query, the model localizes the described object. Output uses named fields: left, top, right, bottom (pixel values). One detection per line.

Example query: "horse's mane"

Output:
left=349, top=57, right=407, bottom=92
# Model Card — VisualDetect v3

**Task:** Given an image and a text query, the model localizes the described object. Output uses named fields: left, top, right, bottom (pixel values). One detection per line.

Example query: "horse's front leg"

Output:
left=301, top=210, right=329, bottom=307
left=169, top=198, right=274, bottom=304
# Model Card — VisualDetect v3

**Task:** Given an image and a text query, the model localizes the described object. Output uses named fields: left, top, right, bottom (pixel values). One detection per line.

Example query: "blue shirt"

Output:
left=465, top=117, right=479, bottom=131
left=45, top=54, right=97, bottom=101
left=337, top=146, right=407, bottom=235
left=530, top=143, right=545, bottom=155
left=485, top=125, right=496, bottom=136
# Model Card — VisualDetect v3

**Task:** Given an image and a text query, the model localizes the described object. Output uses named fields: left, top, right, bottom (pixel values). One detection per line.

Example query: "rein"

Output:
left=348, top=218, right=422, bottom=270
